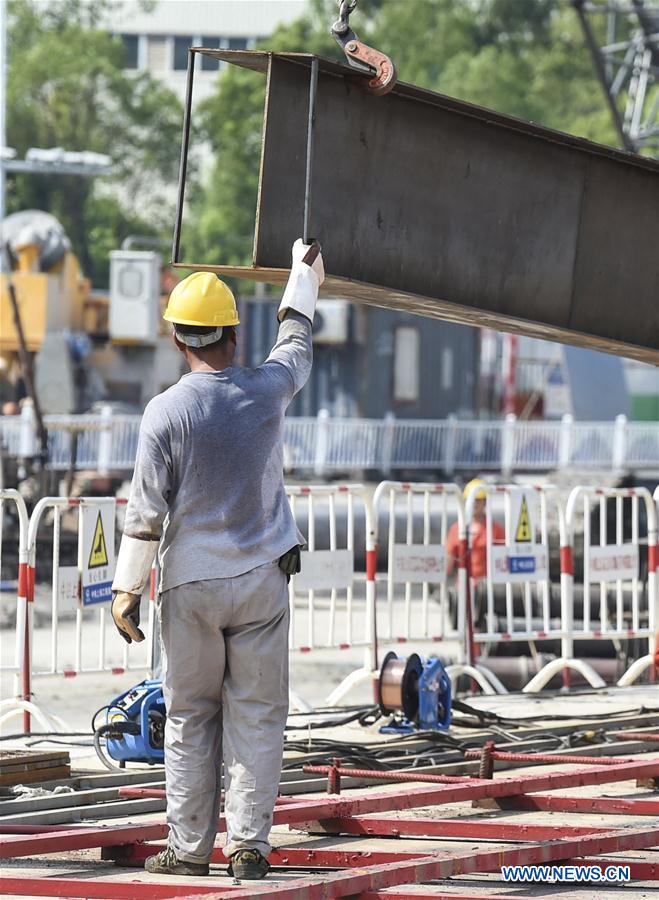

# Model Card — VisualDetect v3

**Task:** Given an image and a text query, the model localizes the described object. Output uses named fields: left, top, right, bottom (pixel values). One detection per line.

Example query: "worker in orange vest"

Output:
left=446, top=479, right=505, bottom=580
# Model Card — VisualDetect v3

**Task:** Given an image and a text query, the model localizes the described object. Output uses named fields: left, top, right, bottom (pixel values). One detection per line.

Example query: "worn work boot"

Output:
left=227, top=848, right=270, bottom=880
left=144, top=845, right=209, bottom=876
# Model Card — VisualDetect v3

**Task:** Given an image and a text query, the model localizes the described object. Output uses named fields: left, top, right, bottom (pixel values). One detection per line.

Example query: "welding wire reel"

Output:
left=378, top=651, right=423, bottom=720
left=378, top=651, right=452, bottom=733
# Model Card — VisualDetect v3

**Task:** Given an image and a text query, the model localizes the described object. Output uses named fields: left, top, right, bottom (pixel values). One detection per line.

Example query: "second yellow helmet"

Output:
left=463, top=478, right=487, bottom=501
left=163, top=272, right=239, bottom=327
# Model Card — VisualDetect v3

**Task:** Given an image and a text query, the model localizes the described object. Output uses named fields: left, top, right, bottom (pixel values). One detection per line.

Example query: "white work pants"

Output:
left=159, top=561, right=289, bottom=862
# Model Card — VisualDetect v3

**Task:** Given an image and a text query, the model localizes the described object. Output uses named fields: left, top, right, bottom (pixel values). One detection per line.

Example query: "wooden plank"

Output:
left=0, top=767, right=71, bottom=788
left=0, top=750, right=70, bottom=769
left=0, top=757, right=70, bottom=776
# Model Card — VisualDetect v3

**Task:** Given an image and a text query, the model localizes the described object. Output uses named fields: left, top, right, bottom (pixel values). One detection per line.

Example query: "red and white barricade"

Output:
left=525, top=485, right=657, bottom=690
left=654, top=485, right=659, bottom=679
left=372, top=482, right=463, bottom=644
left=285, top=484, right=377, bottom=708
left=574, top=486, right=655, bottom=687
left=1, top=496, right=157, bottom=734
left=648, top=485, right=659, bottom=681
left=0, top=489, right=34, bottom=733
left=465, top=484, right=571, bottom=694
left=370, top=481, right=497, bottom=693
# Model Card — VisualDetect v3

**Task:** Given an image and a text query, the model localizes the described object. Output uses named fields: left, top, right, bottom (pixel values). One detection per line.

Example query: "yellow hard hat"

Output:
left=463, top=478, right=487, bottom=501
left=163, top=272, right=239, bottom=327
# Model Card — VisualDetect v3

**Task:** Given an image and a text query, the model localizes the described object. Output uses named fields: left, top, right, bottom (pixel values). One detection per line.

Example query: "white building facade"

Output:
left=106, top=0, right=307, bottom=103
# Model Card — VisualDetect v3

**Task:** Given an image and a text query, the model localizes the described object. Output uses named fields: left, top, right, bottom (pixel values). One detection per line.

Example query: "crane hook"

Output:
left=331, top=0, right=397, bottom=96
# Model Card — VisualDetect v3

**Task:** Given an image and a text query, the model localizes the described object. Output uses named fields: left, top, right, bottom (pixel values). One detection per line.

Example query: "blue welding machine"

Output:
left=377, top=652, right=452, bottom=733
left=98, top=678, right=166, bottom=766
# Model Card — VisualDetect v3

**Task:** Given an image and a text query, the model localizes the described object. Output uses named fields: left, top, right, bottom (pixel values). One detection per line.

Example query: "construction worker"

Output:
left=446, top=479, right=505, bottom=580
left=110, top=239, right=324, bottom=880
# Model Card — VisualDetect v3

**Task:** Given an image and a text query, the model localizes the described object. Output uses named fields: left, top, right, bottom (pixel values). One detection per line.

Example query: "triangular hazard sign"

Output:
left=88, top=511, right=109, bottom=568
left=515, top=495, right=533, bottom=542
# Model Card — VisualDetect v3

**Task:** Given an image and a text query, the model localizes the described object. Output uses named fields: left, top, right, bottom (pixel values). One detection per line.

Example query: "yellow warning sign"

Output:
left=88, top=511, right=109, bottom=568
left=515, top=495, right=533, bottom=542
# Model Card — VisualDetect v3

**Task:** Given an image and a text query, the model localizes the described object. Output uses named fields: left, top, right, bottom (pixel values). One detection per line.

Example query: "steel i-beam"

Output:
left=173, top=50, right=659, bottom=363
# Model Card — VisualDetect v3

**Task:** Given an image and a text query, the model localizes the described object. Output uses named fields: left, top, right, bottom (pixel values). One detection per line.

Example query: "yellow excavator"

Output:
left=1, top=210, right=179, bottom=417
left=0, top=210, right=104, bottom=357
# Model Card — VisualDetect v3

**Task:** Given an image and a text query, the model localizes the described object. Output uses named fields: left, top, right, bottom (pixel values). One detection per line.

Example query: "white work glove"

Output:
left=112, top=534, right=159, bottom=596
left=277, top=239, right=324, bottom=323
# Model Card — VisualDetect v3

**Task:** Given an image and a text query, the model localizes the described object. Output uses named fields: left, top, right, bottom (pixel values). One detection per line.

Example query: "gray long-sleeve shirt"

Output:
left=122, top=314, right=311, bottom=592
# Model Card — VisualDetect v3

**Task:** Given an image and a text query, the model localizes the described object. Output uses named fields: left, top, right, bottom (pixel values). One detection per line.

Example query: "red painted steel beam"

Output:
left=302, top=815, right=620, bottom=840
left=118, top=848, right=659, bottom=881
left=360, top=895, right=575, bottom=900
left=575, top=858, right=659, bottom=879
left=0, top=822, right=168, bottom=859
left=0, top=824, right=101, bottom=834
left=358, top=858, right=659, bottom=898
left=4, top=758, right=658, bottom=861
left=196, top=825, right=659, bottom=899
left=268, top=757, right=659, bottom=826
left=0, top=880, right=240, bottom=899
left=112, top=842, right=430, bottom=868
left=488, top=793, right=659, bottom=815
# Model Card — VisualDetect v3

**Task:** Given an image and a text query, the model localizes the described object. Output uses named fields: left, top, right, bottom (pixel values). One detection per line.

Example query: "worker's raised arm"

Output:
left=111, top=400, right=172, bottom=643
left=261, top=239, right=324, bottom=398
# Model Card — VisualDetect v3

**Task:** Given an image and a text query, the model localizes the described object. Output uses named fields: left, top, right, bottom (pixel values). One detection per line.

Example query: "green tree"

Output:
left=185, top=0, right=625, bottom=280
left=184, top=5, right=338, bottom=274
left=5, top=0, right=183, bottom=284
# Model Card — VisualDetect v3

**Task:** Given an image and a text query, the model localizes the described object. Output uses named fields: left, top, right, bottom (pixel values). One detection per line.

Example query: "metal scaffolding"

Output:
left=573, top=0, right=659, bottom=156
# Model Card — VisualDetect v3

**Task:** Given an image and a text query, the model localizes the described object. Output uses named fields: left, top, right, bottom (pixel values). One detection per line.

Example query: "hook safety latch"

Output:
left=331, top=2, right=396, bottom=96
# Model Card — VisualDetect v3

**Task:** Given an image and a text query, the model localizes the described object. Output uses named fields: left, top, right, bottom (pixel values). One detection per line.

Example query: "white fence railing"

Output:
left=2, top=406, right=658, bottom=475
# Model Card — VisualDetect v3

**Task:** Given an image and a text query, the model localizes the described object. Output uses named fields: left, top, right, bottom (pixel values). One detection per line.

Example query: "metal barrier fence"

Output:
left=523, top=486, right=658, bottom=692
left=285, top=484, right=377, bottom=708
left=27, top=497, right=154, bottom=679
left=466, top=484, right=657, bottom=694
left=462, top=484, right=569, bottom=694
left=372, top=482, right=463, bottom=646
left=0, top=496, right=156, bottom=733
left=2, top=481, right=657, bottom=731
left=0, top=489, right=31, bottom=733
left=3, top=406, right=658, bottom=475
left=371, top=481, right=497, bottom=694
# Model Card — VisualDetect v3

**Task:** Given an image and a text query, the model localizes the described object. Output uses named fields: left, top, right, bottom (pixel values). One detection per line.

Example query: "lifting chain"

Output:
left=332, top=0, right=359, bottom=36
left=330, top=0, right=397, bottom=96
